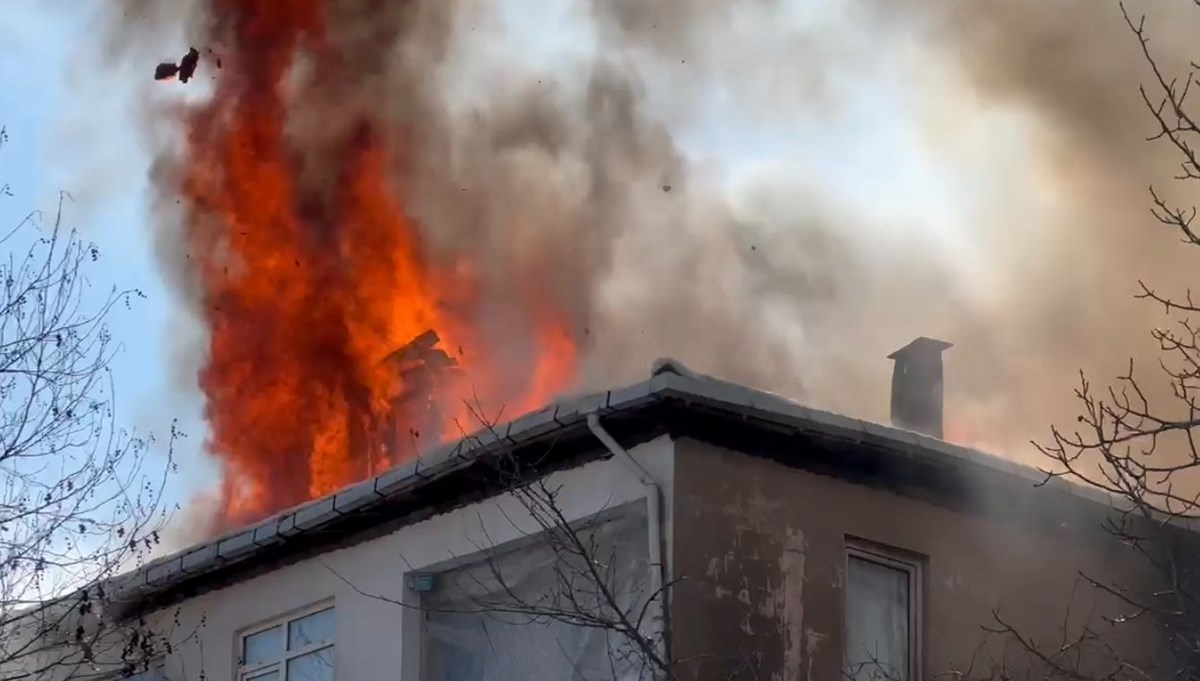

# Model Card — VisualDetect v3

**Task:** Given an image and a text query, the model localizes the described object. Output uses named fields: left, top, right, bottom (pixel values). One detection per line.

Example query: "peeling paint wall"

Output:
left=668, top=438, right=1162, bottom=681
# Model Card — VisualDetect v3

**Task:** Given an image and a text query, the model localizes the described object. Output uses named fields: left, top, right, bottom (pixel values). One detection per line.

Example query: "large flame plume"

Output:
left=167, top=1, right=576, bottom=528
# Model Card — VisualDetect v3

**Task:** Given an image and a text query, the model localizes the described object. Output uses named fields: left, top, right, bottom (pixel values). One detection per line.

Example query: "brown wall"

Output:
left=668, top=438, right=1164, bottom=681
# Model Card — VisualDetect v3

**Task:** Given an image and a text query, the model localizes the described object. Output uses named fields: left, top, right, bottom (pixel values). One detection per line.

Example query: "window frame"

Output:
left=844, top=541, right=923, bottom=681
left=99, top=660, right=166, bottom=681
left=236, top=601, right=336, bottom=681
left=406, top=501, right=653, bottom=681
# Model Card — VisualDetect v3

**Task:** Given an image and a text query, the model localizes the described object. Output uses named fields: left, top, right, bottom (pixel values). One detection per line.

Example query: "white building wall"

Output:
left=153, top=435, right=676, bottom=681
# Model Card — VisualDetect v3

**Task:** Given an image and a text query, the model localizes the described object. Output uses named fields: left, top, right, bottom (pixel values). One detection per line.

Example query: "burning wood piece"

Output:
left=380, top=330, right=464, bottom=458
left=154, top=47, right=201, bottom=83
left=384, top=329, right=443, bottom=365
left=383, top=330, right=462, bottom=399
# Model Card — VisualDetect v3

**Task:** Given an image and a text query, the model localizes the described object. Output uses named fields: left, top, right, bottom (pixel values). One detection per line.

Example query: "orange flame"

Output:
left=175, top=2, right=577, bottom=530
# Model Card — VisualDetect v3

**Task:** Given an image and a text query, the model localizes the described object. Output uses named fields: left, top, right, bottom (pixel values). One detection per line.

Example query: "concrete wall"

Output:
left=147, top=435, right=675, bottom=681
left=668, top=438, right=1164, bottom=681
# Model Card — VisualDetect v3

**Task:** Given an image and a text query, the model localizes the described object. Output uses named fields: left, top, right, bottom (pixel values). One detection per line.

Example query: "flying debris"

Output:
left=154, top=47, right=201, bottom=83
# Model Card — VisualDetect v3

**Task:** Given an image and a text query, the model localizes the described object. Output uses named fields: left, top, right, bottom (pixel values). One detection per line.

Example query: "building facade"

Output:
left=21, top=352, right=1174, bottom=681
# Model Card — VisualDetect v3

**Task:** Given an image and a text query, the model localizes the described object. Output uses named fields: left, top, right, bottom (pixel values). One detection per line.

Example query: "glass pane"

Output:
left=243, top=626, right=282, bottom=666
left=423, top=507, right=651, bottom=680
left=286, top=647, right=334, bottom=681
left=845, top=555, right=910, bottom=681
left=245, top=670, right=279, bottom=681
left=288, top=608, right=335, bottom=650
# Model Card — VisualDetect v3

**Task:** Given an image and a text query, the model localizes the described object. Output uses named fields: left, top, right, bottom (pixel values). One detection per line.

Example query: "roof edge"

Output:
left=104, top=359, right=1172, bottom=612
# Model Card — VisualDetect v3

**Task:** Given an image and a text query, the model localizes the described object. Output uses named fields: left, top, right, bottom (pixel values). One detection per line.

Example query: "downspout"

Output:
left=586, top=413, right=668, bottom=672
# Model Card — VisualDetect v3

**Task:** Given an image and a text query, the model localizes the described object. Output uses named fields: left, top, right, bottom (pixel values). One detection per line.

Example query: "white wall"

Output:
left=152, top=435, right=676, bottom=681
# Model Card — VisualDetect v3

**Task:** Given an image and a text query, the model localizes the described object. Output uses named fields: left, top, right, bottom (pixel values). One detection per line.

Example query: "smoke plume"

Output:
left=95, top=0, right=1200, bottom=526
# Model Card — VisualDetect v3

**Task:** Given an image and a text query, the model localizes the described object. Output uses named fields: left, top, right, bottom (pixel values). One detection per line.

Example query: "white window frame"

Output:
left=844, top=541, right=923, bottom=681
left=101, top=660, right=165, bottom=681
left=236, top=601, right=335, bottom=681
left=402, top=501, right=654, bottom=681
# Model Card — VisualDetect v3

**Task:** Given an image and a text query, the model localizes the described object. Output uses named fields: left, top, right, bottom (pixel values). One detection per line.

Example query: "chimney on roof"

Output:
left=887, top=337, right=953, bottom=438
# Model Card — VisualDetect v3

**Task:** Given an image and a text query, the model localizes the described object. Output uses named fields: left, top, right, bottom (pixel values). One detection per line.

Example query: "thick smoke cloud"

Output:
left=97, top=0, right=1200, bottom=476
left=846, top=0, right=1200, bottom=457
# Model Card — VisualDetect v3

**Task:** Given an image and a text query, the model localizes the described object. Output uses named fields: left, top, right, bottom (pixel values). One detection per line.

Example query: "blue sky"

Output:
left=1, top=2, right=212, bottom=521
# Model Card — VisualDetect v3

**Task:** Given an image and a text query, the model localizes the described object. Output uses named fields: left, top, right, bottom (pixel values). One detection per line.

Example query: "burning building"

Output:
left=17, top=342, right=1185, bottom=681
left=55, top=0, right=1200, bottom=676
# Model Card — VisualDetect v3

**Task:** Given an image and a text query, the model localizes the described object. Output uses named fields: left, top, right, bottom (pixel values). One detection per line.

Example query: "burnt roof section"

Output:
left=108, top=357, right=1140, bottom=616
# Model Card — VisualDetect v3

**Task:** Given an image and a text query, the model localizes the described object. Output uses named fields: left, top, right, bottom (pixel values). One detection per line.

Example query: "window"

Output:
left=238, top=605, right=335, bottom=681
left=418, top=505, right=651, bottom=681
left=844, top=545, right=920, bottom=681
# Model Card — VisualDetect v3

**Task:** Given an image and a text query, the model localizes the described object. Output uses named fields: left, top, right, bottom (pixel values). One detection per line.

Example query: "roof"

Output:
left=107, top=357, right=1130, bottom=616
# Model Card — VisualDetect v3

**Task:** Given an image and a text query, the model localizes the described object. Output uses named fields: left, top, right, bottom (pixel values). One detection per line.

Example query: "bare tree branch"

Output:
left=984, top=5, right=1200, bottom=679
left=0, top=128, right=177, bottom=681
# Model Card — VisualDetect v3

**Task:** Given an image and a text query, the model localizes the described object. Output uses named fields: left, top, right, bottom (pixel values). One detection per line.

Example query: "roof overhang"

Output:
left=104, top=360, right=1152, bottom=618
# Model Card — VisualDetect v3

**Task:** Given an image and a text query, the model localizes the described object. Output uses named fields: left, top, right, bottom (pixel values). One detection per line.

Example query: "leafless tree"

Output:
left=0, top=126, right=176, bottom=680
left=973, top=3, right=1200, bottom=679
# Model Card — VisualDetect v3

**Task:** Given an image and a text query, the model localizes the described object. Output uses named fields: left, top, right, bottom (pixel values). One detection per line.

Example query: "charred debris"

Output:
left=380, top=330, right=464, bottom=455
left=154, top=47, right=201, bottom=83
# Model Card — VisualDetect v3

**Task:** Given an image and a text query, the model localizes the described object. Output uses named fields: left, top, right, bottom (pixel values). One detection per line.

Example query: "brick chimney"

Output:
left=887, top=337, right=953, bottom=438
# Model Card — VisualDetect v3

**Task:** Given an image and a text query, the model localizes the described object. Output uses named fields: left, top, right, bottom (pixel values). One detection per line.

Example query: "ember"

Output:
left=169, top=4, right=579, bottom=531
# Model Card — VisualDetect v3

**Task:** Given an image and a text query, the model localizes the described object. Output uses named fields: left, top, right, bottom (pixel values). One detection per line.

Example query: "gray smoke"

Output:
left=95, top=0, right=1200, bottom=470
